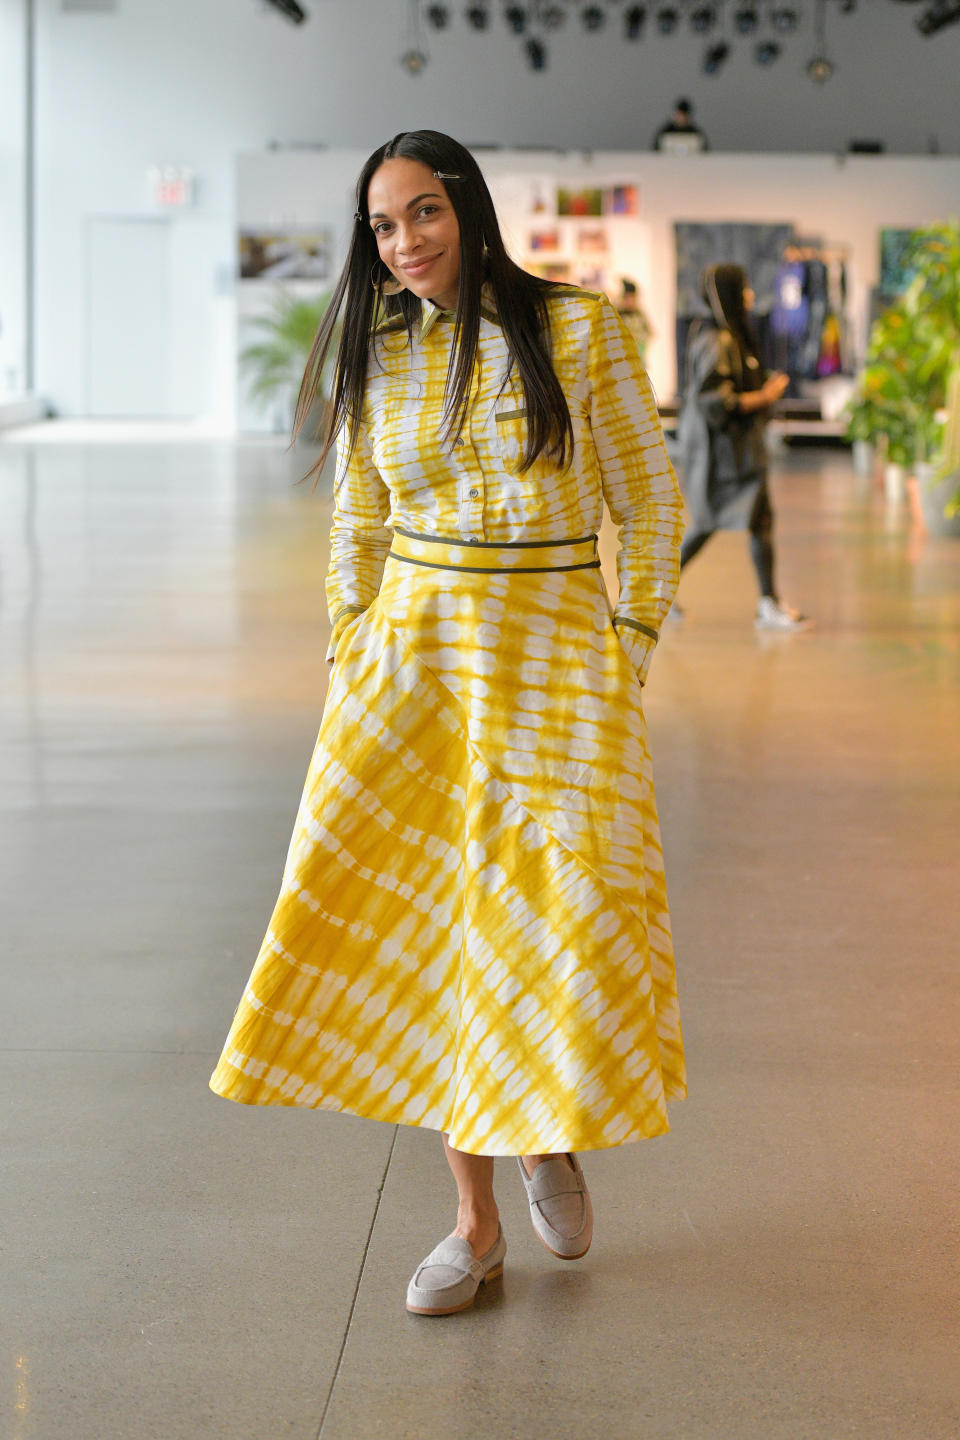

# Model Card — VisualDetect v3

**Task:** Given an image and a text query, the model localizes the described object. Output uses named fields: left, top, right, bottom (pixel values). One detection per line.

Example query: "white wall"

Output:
left=236, top=146, right=960, bottom=407
left=31, top=0, right=960, bottom=418
left=0, top=0, right=27, bottom=398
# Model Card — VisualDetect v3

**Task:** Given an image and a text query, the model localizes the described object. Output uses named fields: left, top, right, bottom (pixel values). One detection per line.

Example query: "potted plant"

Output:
left=846, top=220, right=960, bottom=530
left=239, top=287, right=337, bottom=439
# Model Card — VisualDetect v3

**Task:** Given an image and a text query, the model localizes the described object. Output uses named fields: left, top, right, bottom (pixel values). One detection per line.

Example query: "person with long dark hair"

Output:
left=676, top=262, right=810, bottom=629
left=210, top=131, right=687, bottom=1317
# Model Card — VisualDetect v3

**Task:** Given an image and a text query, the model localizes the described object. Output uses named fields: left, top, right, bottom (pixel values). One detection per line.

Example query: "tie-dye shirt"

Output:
left=326, top=285, right=682, bottom=684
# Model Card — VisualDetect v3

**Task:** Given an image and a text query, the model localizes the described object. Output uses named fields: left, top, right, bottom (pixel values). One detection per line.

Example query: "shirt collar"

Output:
left=418, top=283, right=501, bottom=341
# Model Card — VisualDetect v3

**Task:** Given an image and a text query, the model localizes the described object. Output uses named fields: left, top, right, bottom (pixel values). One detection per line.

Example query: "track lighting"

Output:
left=464, top=2, right=489, bottom=28
left=263, top=0, right=307, bottom=23
left=702, top=39, right=730, bottom=72
left=690, top=3, right=717, bottom=32
left=755, top=38, right=780, bottom=63
left=424, top=3, right=450, bottom=26
left=504, top=4, right=527, bottom=33
left=540, top=3, right=566, bottom=27
left=581, top=4, right=605, bottom=30
left=915, top=1, right=960, bottom=35
left=525, top=35, right=548, bottom=67
left=656, top=5, right=679, bottom=33
left=625, top=4, right=646, bottom=38
left=770, top=5, right=799, bottom=32
left=734, top=5, right=759, bottom=32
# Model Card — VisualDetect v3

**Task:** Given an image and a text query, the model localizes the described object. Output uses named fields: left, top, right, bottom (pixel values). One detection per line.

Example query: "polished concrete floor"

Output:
left=2, top=429, right=958, bottom=1440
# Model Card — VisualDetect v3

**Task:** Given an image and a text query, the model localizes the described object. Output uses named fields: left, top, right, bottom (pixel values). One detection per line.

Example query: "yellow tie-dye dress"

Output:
left=210, top=285, right=687, bottom=1155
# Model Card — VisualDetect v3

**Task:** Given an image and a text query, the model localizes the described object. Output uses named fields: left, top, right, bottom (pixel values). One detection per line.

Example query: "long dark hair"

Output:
left=700, top=262, right=765, bottom=384
left=294, top=130, right=573, bottom=480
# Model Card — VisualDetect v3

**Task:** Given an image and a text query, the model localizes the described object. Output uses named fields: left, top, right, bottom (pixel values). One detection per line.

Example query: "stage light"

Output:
left=465, top=2, right=489, bottom=28
left=504, top=4, right=527, bottom=33
left=625, top=4, right=647, bottom=38
left=581, top=4, right=606, bottom=30
left=770, top=5, right=799, bottom=31
left=263, top=0, right=307, bottom=23
left=703, top=39, right=730, bottom=72
left=734, top=5, right=759, bottom=32
left=691, top=3, right=717, bottom=31
left=656, top=5, right=679, bottom=33
left=807, top=53, right=834, bottom=81
left=400, top=46, right=429, bottom=72
left=425, top=3, right=449, bottom=26
left=525, top=35, right=548, bottom=68
left=755, top=38, right=781, bottom=62
left=916, top=1, right=960, bottom=35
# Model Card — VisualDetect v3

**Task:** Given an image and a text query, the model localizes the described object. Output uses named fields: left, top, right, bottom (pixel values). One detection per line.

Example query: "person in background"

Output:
left=654, top=98, right=709, bottom=153
left=616, top=277, right=654, bottom=363
left=675, top=262, right=811, bottom=630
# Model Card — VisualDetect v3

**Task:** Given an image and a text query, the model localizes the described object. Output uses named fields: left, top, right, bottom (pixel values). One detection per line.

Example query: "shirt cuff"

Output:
left=326, top=605, right=367, bottom=663
left=612, top=616, right=658, bottom=686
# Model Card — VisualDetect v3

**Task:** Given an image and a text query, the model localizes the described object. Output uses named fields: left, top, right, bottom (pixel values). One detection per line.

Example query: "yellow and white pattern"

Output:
left=210, top=286, right=687, bottom=1155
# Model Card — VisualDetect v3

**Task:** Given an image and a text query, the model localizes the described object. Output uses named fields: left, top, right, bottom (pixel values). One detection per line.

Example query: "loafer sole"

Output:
left=406, top=1261, right=504, bottom=1316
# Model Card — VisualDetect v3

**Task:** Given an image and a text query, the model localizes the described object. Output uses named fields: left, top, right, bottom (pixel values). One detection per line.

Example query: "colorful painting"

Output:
left=605, top=185, right=640, bottom=217
left=557, top=187, right=604, bottom=218
left=239, top=228, right=332, bottom=281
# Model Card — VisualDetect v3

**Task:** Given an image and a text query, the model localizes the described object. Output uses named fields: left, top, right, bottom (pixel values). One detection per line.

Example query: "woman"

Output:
left=676, top=262, right=809, bottom=629
left=210, top=131, right=686, bottom=1317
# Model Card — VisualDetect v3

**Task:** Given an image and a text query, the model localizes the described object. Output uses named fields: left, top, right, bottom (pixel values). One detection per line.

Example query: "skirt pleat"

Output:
left=209, top=532, right=685, bottom=1155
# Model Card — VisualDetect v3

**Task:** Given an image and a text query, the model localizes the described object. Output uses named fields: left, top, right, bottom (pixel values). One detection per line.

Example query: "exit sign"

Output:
left=150, top=166, right=195, bottom=208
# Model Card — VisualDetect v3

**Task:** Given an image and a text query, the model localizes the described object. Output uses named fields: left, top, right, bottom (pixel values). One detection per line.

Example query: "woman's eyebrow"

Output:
left=369, top=191, right=444, bottom=220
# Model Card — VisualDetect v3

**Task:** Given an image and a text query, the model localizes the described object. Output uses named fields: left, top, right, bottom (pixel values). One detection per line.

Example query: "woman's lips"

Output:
left=401, top=256, right=440, bottom=276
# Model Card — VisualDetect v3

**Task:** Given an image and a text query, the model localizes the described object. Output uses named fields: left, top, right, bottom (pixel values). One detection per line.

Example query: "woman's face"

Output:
left=367, top=157, right=462, bottom=312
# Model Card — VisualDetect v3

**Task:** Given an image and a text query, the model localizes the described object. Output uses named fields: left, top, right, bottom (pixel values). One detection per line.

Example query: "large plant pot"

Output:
left=916, top=464, right=960, bottom=537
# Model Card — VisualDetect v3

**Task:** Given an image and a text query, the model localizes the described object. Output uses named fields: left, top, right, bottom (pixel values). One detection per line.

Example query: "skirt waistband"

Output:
left=388, top=528, right=600, bottom=575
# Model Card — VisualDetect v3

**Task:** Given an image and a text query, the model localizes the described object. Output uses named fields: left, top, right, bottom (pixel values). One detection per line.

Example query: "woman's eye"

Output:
left=374, top=223, right=391, bottom=235
left=418, top=206, right=438, bottom=219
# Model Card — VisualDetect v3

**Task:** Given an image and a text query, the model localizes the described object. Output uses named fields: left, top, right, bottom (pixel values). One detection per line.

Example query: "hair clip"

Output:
left=354, top=209, right=363, bottom=222
left=434, top=171, right=463, bottom=182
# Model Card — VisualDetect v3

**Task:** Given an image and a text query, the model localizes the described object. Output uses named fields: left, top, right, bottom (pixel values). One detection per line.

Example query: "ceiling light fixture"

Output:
left=400, top=46, right=429, bottom=72
left=755, top=38, right=781, bottom=62
left=656, top=5, right=679, bottom=34
left=525, top=34, right=548, bottom=67
left=691, top=3, right=717, bottom=31
left=770, top=5, right=799, bottom=32
left=703, top=39, right=730, bottom=72
left=625, top=3, right=647, bottom=38
left=465, top=2, right=489, bottom=28
left=504, top=3, right=527, bottom=33
left=806, top=0, right=835, bottom=83
left=581, top=4, right=606, bottom=30
left=425, top=3, right=450, bottom=26
left=915, top=1, right=960, bottom=35
left=263, top=0, right=307, bottom=23
left=540, top=3, right=566, bottom=28
left=734, top=5, right=760, bottom=32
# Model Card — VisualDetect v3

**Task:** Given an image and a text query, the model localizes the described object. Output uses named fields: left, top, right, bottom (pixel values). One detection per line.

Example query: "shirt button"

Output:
left=467, top=536, right=480, bottom=544
left=469, top=487, right=479, bottom=499
left=455, top=438, right=466, bottom=447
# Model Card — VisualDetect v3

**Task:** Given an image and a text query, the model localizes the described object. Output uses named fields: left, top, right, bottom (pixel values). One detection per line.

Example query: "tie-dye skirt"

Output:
left=209, top=529, right=686, bottom=1155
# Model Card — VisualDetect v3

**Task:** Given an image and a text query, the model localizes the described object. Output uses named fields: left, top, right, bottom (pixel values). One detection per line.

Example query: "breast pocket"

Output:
left=495, top=407, right=530, bottom=474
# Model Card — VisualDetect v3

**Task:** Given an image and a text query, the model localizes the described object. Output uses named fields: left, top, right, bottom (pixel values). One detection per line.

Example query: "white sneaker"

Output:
left=755, top=596, right=813, bottom=631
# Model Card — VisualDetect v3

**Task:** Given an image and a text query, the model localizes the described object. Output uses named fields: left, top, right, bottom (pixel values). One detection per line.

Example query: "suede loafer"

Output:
left=406, top=1225, right=506, bottom=1316
left=518, top=1153, right=593, bottom=1259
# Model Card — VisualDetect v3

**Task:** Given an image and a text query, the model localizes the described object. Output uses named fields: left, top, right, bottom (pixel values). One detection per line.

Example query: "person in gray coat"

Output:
left=675, top=262, right=810, bottom=629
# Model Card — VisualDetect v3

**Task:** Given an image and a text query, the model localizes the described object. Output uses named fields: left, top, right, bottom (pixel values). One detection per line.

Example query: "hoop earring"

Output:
left=371, top=260, right=404, bottom=297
